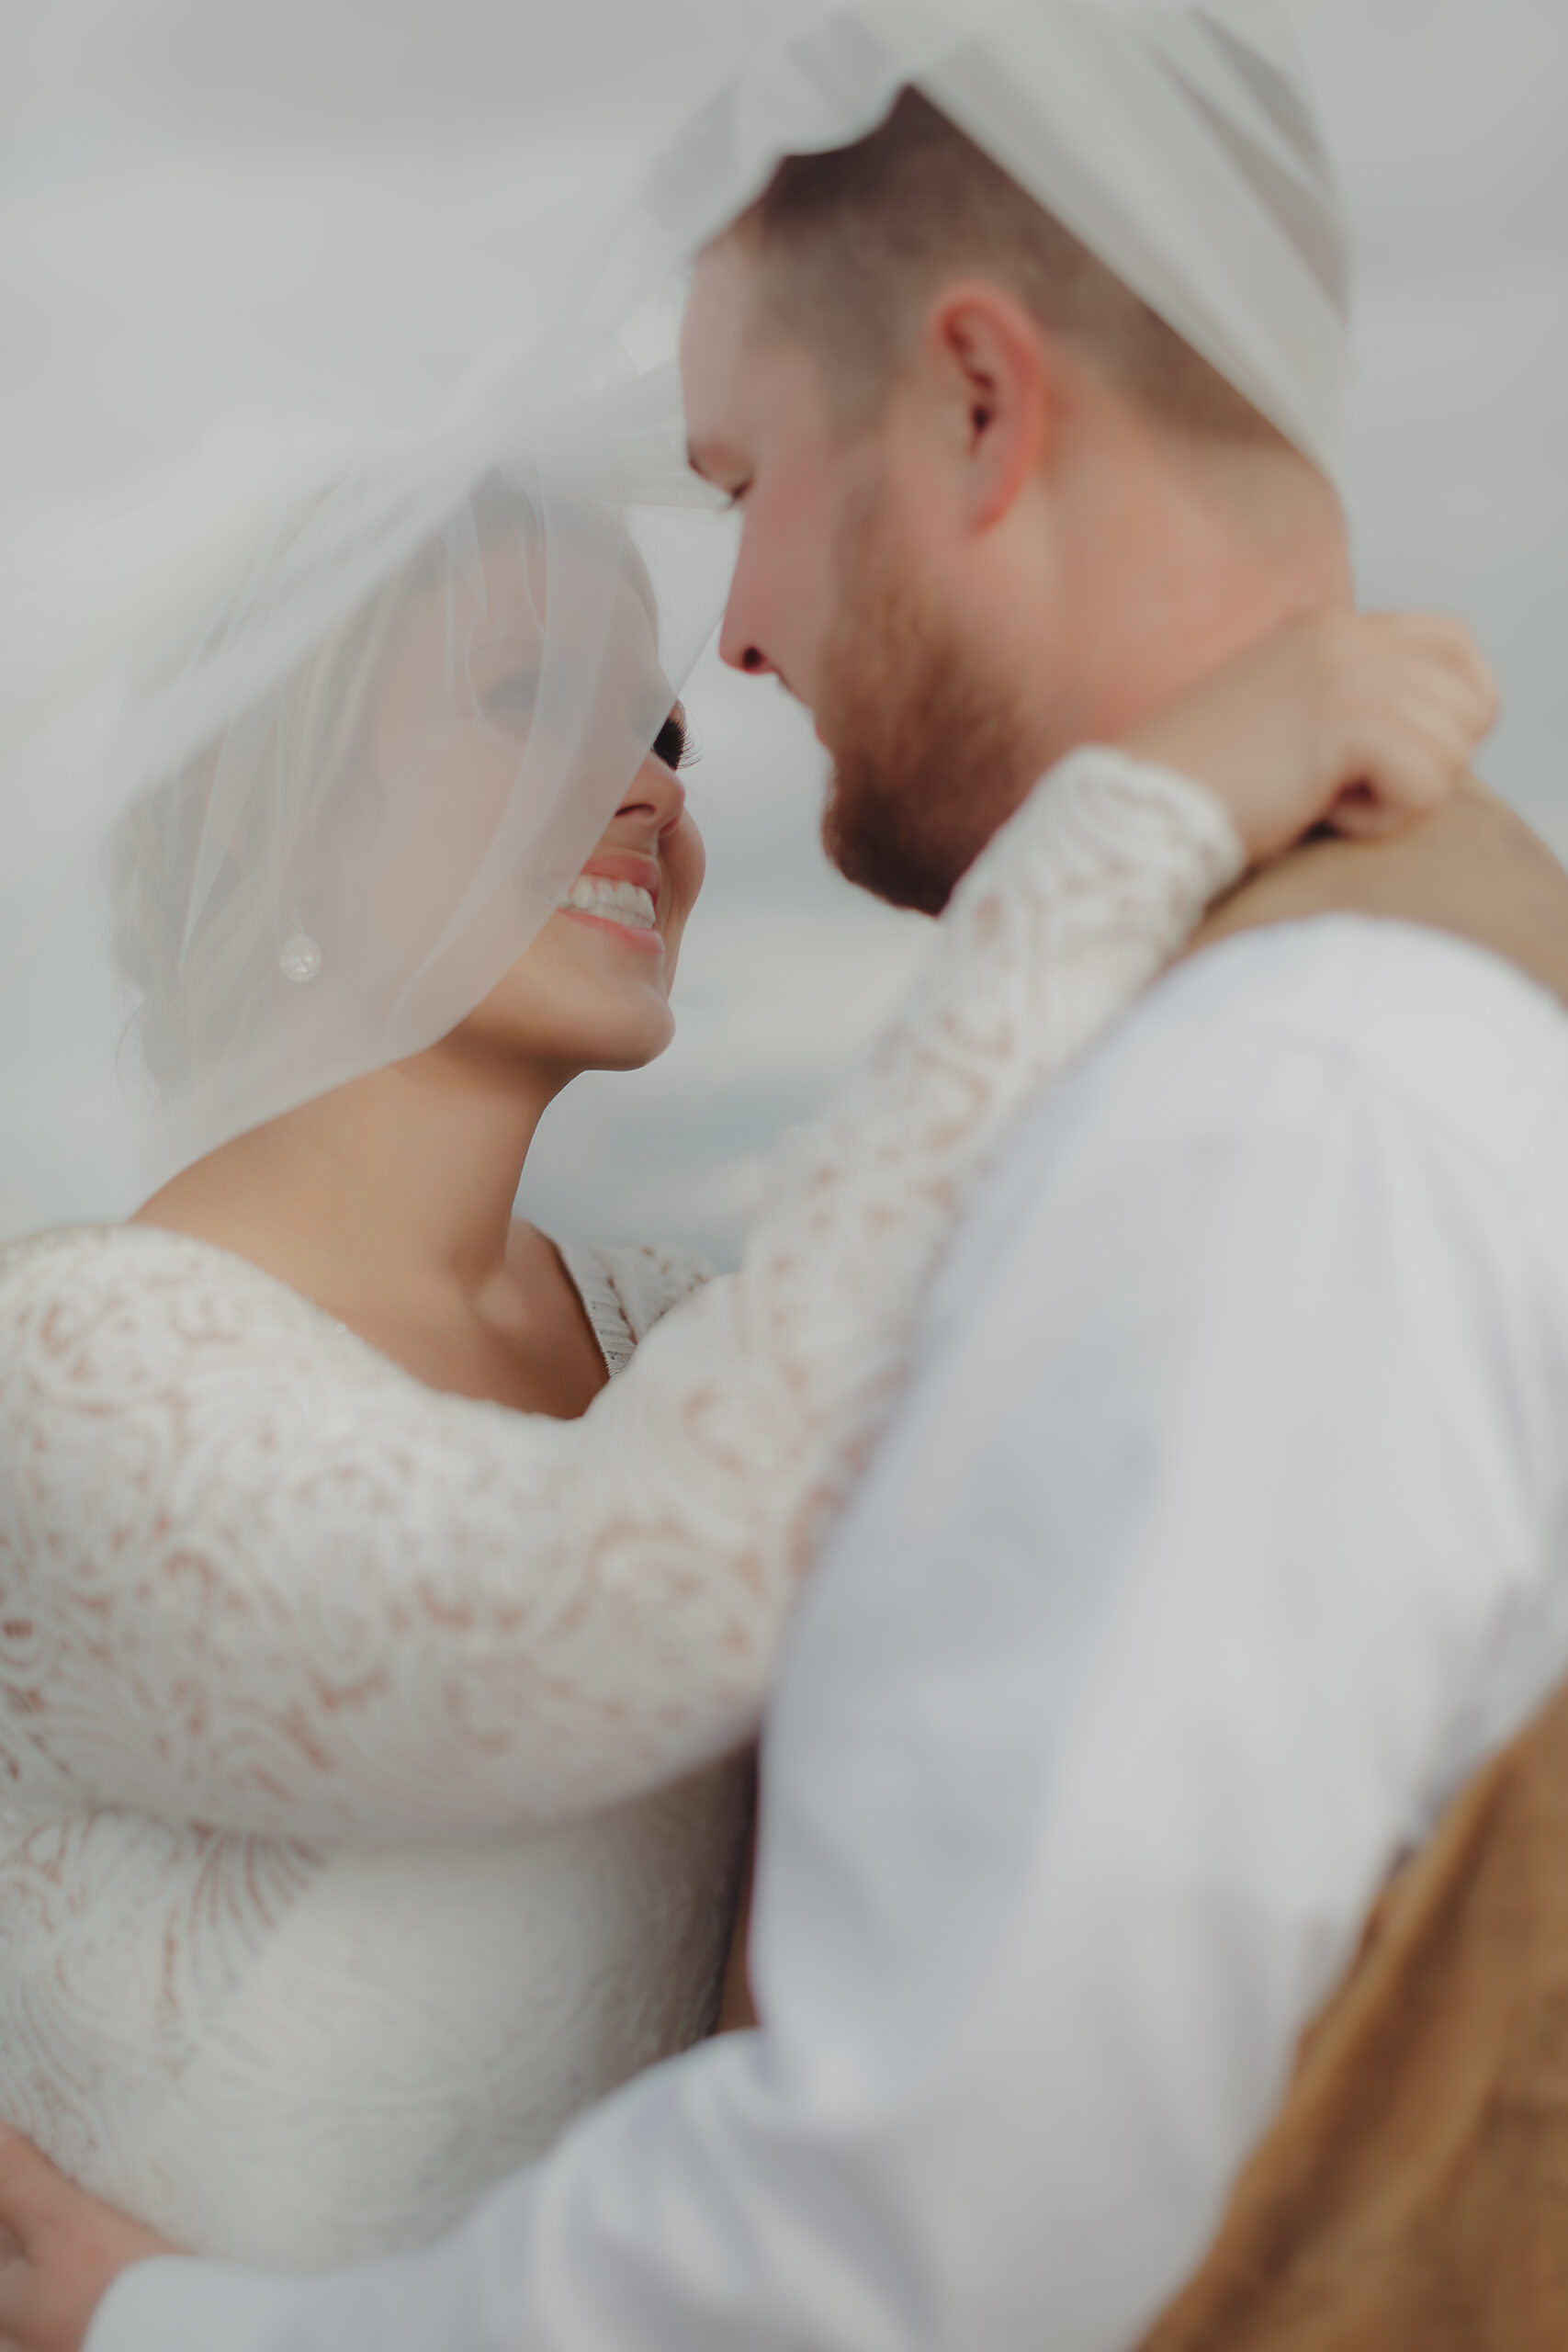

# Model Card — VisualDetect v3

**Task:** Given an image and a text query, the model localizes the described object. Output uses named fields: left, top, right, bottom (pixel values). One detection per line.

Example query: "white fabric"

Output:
left=0, top=0, right=1345, bottom=1232
left=555, top=1236, right=713, bottom=1376
left=0, top=374, right=733, bottom=1229
left=0, top=748, right=1242, bottom=2266
left=91, top=911, right=1568, bottom=2349
left=607, top=0, right=1348, bottom=474
left=0, top=1233, right=743, bottom=2268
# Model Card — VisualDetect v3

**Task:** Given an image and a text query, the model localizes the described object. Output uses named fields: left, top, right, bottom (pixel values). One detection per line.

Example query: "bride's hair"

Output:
left=104, top=475, right=660, bottom=1099
left=105, top=570, right=407, bottom=1094
left=728, top=88, right=1294, bottom=449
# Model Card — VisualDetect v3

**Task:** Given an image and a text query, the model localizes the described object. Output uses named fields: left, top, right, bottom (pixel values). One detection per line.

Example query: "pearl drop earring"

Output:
left=277, top=925, right=322, bottom=984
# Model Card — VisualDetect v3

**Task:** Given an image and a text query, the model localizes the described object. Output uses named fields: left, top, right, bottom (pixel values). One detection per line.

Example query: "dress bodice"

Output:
left=0, top=1227, right=745, bottom=2266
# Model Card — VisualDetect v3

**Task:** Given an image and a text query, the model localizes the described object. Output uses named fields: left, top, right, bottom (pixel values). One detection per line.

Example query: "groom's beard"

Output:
left=816, top=492, right=1039, bottom=916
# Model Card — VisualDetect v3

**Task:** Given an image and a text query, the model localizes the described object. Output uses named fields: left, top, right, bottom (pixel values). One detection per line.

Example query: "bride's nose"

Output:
left=616, top=747, right=687, bottom=834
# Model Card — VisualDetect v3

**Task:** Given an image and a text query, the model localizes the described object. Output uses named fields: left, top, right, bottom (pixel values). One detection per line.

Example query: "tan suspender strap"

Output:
left=1138, top=1679, right=1568, bottom=2351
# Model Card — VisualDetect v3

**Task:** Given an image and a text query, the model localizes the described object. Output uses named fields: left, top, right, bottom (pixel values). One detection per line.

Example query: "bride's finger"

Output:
left=1387, top=611, right=1497, bottom=684
left=1345, top=618, right=1498, bottom=744
left=1375, top=611, right=1497, bottom=695
left=1394, top=657, right=1499, bottom=745
left=0, top=2132, right=57, bottom=2257
left=1352, top=662, right=1494, bottom=769
left=1359, top=635, right=1495, bottom=727
left=1393, top=665, right=1499, bottom=757
left=1325, top=714, right=1475, bottom=838
left=0, top=2125, right=170, bottom=2352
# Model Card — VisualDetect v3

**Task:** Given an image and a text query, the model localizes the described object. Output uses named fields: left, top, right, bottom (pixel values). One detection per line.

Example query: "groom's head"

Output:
left=681, top=90, right=1349, bottom=912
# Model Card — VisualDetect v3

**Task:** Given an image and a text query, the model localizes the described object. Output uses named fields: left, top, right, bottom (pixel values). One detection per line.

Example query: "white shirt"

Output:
left=91, top=912, right=1568, bottom=2352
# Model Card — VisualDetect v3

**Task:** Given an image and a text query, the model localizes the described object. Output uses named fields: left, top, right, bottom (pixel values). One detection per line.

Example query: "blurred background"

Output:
left=3, top=0, right=1565, bottom=1261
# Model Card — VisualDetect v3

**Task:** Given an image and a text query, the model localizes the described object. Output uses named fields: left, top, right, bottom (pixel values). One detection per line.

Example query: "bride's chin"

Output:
left=579, top=1001, right=678, bottom=1074
left=510, top=987, right=677, bottom=1077
left=462, top=925, right=681, bottom=1066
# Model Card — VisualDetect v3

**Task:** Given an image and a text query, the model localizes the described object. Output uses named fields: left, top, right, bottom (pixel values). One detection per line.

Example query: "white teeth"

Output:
left=557, top=874, right=658, bottom=931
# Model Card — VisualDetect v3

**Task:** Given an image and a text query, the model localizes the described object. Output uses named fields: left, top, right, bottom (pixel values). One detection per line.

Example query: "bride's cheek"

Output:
left=379, top=736, right=517, bottom=890
left=665, top=818, right=707, bottom=923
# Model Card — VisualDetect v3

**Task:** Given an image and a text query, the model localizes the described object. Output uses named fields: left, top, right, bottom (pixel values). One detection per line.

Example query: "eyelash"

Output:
left=654, top=715, right=700, bottom=772
left=483, top=684, right=695, bottom=773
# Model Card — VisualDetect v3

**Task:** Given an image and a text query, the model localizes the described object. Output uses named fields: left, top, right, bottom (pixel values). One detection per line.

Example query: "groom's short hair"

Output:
left=729, top=88, right=1284, bottom=448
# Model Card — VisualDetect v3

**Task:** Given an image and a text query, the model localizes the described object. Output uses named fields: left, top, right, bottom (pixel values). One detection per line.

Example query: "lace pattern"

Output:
left=0, top=754, right=1240, bottom=1844
left=0, top=1235, right=740, bottom=2261
left=556, top=1238, right=709, bottom=1378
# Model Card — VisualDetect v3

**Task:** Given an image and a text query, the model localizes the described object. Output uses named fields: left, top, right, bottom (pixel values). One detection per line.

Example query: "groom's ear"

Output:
left=912, top=281, right=1055, bottom=536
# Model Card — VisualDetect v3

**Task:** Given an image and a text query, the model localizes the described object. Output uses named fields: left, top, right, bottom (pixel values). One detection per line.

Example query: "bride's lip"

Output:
left=577, top=852, right=663, bottom=896
left=559, top=904, right=665, bottom=954
left=556, top=849, right=667, bottom=954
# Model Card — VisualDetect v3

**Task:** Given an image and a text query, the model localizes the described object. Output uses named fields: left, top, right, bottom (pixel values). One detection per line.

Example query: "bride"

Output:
left=0, top=386, right=1495, bottom=2266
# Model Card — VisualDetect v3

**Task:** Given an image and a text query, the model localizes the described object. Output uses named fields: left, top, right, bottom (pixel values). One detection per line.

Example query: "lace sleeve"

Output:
left=0, top=750, right=1241, bottom=1843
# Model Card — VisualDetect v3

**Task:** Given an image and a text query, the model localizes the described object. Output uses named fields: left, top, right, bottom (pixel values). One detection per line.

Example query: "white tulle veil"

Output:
left=0, top=364, right=733, bottom=1227
left=0, top=0, right=1346, bottom=1232
left=598, top=0, right=1349, bottom=476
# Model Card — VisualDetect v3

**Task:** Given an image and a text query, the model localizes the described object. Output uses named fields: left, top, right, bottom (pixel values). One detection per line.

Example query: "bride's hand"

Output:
left=1120, top=609, right=1500, bottom=867
left=0, top=2129, right=171, bottom=2352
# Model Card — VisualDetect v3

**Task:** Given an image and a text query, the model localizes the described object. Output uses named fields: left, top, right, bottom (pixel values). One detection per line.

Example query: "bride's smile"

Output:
left=313, top=521, right=707, bottom=1088
left=450, top=700, right=705, bottom=1079
left=557, top=865, right=662, bottom=939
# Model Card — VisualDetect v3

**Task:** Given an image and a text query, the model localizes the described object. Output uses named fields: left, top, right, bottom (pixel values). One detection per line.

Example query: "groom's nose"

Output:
left=718, top=568, right=781, bottom=682
left=718, top=613, right=777, bottom=680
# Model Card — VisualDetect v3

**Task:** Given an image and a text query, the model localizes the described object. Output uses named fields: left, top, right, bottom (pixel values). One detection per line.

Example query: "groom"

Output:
left=16, top=23, right=1568, bottom=2352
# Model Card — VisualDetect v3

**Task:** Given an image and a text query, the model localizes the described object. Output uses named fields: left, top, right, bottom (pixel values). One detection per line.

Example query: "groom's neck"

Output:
left=1015, top=416, right=1353, bottom=772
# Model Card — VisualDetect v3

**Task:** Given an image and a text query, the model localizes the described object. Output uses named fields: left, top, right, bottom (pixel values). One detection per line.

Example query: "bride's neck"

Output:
left=133, top=1038, right=568, bottom=1320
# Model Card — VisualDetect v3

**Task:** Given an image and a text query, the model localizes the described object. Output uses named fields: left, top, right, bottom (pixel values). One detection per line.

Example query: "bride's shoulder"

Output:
left=553, top=1237, right=713, bottom=1358
left=0, top=1224, right=114, bottom=1283
left=0, top=1221, right=355, bottom=1371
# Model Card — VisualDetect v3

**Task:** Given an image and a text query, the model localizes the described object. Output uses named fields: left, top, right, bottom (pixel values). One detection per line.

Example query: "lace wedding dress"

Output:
left=0, top=750, right=1240, bottom=2265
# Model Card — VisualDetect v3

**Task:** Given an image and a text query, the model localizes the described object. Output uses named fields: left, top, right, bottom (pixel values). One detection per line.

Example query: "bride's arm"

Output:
left=0, top=614, right=1493, bottom=1843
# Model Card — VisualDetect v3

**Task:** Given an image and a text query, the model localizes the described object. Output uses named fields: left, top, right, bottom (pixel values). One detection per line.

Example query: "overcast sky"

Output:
left=3, top=0, right=1564, bottom=1260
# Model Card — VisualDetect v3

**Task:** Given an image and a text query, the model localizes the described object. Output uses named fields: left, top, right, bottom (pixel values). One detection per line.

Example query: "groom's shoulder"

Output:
left=920, top=915, right=1568, bottom=1385
left=994, top=911, right=1568, bottom=1254
left=1171, top=910, right=1568, bottom=1094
